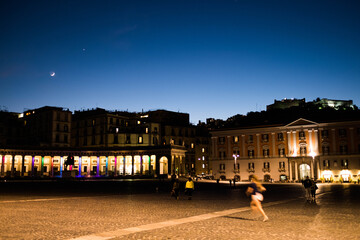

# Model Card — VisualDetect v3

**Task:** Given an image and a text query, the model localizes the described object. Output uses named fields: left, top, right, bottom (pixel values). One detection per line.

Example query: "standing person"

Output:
left=185, top=177, right=195, bottom=200
left=303, top=176, right=312, bottom=202
left=246, top=175, right=268, bottom=222
left=172, top=178, right=180, bottom=200
left=310, top=179, right=318, bottom=202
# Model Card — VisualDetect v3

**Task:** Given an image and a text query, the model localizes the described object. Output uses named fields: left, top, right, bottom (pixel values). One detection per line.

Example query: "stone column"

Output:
left=294, top=162, right=298, bottom=181
left=105, top=156, right=108, bottom=176
left=51, top=156, right=54, bottom=177
left=292, top=131, right=297, bottom=156
left=131, top=155, right=134, bottom=175
left=11, top=155, right=15, bottom=177
left=96, top=156, right=100, bottom=177
left=123, top=156, right=126, bottom=175
left=21, top=155, right=25, bottom=177
left=287, top=132, right=292, bottom=156
left=314, top=129, right=319, bottom=155
left=308, top=130, right=313, bottom=154
left=78, top=156, right=82, bottom=177
left=1, top=154, right=5, bottom=177
left=114, top=156, right=118, bottom=176
left=32, top=156, right=36, bottom=177
left=140, top=155, right=143, bottom=175
left=310, top=159, right=314, bottom=179
left=289, top=161, right=292, bottom=181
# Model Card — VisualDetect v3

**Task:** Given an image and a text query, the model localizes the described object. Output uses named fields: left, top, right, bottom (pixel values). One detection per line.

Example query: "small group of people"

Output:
left=302, top=176, right=318, bottom=202
left=170, top=175, right=269, bottom=222
left=171, top=176, right=194, bottom=200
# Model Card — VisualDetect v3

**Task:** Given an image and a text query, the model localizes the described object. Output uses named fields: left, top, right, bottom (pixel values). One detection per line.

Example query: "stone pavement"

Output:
left=0, top=181, right=359, bottom=240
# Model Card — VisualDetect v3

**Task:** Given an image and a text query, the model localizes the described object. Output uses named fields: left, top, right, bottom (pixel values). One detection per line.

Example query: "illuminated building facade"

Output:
left=0, top=107, right=209, bottom=178
left=210, top=118, right=360, bottom=182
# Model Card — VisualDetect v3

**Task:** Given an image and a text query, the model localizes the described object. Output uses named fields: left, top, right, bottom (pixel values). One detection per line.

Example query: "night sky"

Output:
left=1, top=0, right=360, bottom=123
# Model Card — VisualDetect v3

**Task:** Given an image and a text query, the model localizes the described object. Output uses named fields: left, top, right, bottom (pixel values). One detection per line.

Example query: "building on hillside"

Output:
left=266, top=98, right=305, bottom=111
left=210, top=118, right=360, bottom=183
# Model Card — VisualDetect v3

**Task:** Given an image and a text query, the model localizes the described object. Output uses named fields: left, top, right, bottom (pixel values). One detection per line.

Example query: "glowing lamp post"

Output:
left=233, top=154, right=239, bottom=171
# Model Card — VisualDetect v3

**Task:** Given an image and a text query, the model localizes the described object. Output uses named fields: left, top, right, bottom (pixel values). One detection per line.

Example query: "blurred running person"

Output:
left=246, top=175, right=269, bottom=222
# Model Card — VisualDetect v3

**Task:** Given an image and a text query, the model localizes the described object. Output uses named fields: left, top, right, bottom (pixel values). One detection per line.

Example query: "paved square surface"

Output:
left=0, top=180, right=359, bottom=240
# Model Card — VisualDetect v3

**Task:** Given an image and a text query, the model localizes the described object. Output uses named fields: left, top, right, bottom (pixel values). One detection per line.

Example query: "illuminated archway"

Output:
left=159, top=157, right=168, bottom=175
left=299, top=163, right=310, bottom=180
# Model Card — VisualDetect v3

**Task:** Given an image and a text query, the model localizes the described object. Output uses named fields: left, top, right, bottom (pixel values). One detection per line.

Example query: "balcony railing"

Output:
left=247, top=168, right=255, bottom=173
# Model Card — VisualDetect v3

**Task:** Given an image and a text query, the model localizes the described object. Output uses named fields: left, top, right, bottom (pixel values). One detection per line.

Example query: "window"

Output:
left=64, top=135, right=68, bottom=143
left=137, top=120, right=141, bottom=125
left=299, top=131, right=306, bottom=140
left=300, top=145, right=307, bottom=155
left=114, top=135, right=118, bottom=144
left=277, top=133, right=284, bottom=141
left=262, top=134, right=269, bottom=142
left=234, top=163, right=240, bottom=170
left=263, top=162, right=270, bottom=169
left=202, top=148, right=205, bottom=153
left=339, top=129, right=347, bottom=138
left=55, top=134, right=59, bottom=143
left=323, top=160, right=330, bottom=168
left=56, top=124, right=60, bottom=131
left=138, top=136, right=143, bottom=144
left=248, top=162, right=254, bottom=169
left=279, top=161, right=285, bottom=169
left=341, top=159, right=348, bottom=169
left=92, top=119, right=96, bottom=126
left=64, top=125, right=68, bottom=132
left=145, top=127, right=149, bottom=134
left=248, top=150, right=254, bottom=158
left=202, top=164, right=205, bottom=169
left=233, top=136, right=239, bottom=143
left=219, top=137, right=225, bottom=144
left=110, top=118, right=113, bottom=124
left=321, top=130, right=329, bottom=138
left=233, top=150, right=240, bottom=156
left=248, top=135, right=253, bottom=143
left=340, top=144, right=348, bottom=154
left=278, top=147, right=285, bottom=157
left=191, top=143, right=194, bottom=148
left=126, top=135, right=131, bottom=144
left=263, top=149, right=269, bottom=157
left=220, top=164, right=225, bottom=170
left=322, top=145, right=330, bottom=155
left=219, top=151, right=226, bottom=159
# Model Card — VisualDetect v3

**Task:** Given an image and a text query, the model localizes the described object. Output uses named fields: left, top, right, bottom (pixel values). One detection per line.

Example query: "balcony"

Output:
left=247, top=168, right=255, bottom=173
left=262, top=168, right=270, bottom=173
left=278, top=168, right=286, bottom=172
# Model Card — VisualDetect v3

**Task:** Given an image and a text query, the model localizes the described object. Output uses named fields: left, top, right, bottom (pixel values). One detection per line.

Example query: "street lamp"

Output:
left=233, top=154, right=239, bottom=171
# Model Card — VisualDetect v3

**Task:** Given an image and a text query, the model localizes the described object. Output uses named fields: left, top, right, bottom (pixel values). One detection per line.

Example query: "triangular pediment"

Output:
left=285, top=118, right=318, bottom=127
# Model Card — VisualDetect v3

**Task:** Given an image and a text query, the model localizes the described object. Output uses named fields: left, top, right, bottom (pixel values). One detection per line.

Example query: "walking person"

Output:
left=246, top=175, right=269, bottom=222
left=302, top=176, right=312, bottom=202
left=171, top=178, right=180, bottom=200
left=185, top=177, right=195, bottom=200
left=310, top=179, right=318, bottom=202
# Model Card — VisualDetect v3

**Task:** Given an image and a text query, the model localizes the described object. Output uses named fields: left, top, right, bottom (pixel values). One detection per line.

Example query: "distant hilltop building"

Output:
left=266, top=98, right=305, bottom=110
left=267, top=98, right=354, bottom=111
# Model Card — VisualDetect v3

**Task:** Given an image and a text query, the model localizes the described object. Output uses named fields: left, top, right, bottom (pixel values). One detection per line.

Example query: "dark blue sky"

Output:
left=1, top=0, right=360, bottom=123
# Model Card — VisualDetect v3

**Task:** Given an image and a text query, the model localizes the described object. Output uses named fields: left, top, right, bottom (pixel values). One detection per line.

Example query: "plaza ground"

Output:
left=0, top=179, right=359, bottom=240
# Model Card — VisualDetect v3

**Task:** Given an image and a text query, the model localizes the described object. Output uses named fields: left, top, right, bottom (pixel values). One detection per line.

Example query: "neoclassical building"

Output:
left=0, top=145, right=186, bottom=178
left=210, top=118, right=360, bottom=182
